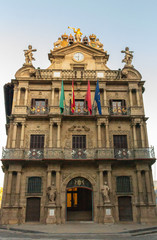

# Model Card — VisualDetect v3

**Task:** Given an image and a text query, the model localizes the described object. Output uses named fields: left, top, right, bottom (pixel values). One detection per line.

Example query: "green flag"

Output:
left=59, top=80, right=65, bottom=113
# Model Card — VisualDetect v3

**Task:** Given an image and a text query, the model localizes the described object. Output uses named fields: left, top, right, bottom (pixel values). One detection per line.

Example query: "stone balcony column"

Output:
left=24, top=87, right=28, bottom=105
left=16, top=172, right=21, bottom=194
left=129, top=89, right=133, bottom=107
left=17, top=87, right=21, bottom=106
left=47, top=171, right=51, bottom=187
left=144, top=122, right=149, bottom=147
left=20, top=123, right=25, bottom=148
left=105, top=122, right=110, bottom=148
left=136, top=89, right=140, bottom=106
left=140, top=122, right=145, bottom=148
left=137, top=170, right=143, bottom=203
left=56, top=170, right=61, bottom=223
left=57, top=122, right=61, bottom=148
left=51, top=87, right=55, bottom=106
left=107, top=170, right=112, bottom=191
left=49, top=122, right=53, bottom=148
left=145, top=170, right=152, bottom=204
left=97, top=122, right=101, bottom=148
left=103, top=88, right=107, bottom=106
left=12, top=123, right=18, bottom=148
left=12, top=85, right=18, bottom=111
left=7, top=171, right=12, bottom=194
left=6, top=125, right=11, bottom=148
left=132, top=124, right=137, bottom=148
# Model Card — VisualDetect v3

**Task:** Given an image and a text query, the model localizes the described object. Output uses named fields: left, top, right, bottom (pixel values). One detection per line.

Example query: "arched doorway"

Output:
left=66, top=177, right=93, bottom=221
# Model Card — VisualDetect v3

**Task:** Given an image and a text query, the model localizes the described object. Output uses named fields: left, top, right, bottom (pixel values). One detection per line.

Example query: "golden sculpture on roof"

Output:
left=68, top=26, right=83, bottom=42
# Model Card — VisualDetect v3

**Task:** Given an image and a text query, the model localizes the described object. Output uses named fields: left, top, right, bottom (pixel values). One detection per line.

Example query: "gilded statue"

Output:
left=68, top=26, right=83, bottom=42
left=101, top=181, right=110, bottom=203
left=24, top=45, right=37, bottom=65
left=121, top=47, right=134, bottom=66
left=54, top=37, right=62, bottom=49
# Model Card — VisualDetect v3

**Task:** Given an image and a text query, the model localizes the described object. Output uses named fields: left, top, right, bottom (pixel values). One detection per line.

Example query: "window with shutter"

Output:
left=30, top=99, right=48, bottom=114
left=109, top=99, right=127, bottom=115
left=30, top=135, right=44, bottom=149
left=27, top=177, right=42, bottom=193
left=116, top=176, right=132, bottom=193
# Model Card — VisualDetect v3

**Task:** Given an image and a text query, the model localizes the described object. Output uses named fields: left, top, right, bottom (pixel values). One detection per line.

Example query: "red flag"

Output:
left=85, top=80, right=92, bottom=115
left=71, top=80, right=75, bottom=113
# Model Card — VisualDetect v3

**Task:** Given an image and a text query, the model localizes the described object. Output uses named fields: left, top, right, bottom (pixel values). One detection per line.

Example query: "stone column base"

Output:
left=45, top=204, right=57, bottom=224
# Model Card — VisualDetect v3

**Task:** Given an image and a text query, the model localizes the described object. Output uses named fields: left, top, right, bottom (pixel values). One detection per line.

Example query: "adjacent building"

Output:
left=1, top=28, right=156, bottom=224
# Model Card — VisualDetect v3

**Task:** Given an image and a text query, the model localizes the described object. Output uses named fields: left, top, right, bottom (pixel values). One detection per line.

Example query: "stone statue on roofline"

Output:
left=24, top=45, right=37, bottom=65
left=121, top=47, right=134, bottom=67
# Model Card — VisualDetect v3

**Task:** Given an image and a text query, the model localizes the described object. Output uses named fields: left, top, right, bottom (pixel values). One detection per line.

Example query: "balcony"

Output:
left=36, top=69, right=121, bottom=80
left=28, top=106, right=49, bottom=115
left=109, top=107, right=130, bottom=116
left=64, top=105, right=96, bottom=116
left=2, top=147, right=155, bottom=160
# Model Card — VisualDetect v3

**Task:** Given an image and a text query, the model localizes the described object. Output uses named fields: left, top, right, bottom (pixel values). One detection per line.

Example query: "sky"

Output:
left=0, top=0, right=157, bottom=187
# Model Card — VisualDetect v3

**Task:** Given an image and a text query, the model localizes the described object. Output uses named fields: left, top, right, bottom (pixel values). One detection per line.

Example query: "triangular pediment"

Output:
left=48, top=42, right=109, bottom=59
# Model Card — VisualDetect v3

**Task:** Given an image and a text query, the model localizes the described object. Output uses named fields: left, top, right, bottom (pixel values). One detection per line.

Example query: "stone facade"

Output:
left=1, top=31, right=157, bottom=224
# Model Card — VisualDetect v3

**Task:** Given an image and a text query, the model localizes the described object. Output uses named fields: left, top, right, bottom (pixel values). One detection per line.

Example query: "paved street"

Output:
left=0, top=223, right=157, bottom=240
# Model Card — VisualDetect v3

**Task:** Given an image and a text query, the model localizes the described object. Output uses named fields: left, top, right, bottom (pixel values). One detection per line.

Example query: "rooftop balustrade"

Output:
left=2, top=147, right=155, bottom=161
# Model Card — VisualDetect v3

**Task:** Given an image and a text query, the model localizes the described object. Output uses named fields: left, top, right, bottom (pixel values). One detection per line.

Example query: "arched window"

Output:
left=116, top=176, right=132, bottom=193
left=27, top=177, right=42, bottom=193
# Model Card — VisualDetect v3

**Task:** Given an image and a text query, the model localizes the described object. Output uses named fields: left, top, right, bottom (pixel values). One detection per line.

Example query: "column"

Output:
left=20, top=123, right=25, bottom=148
left=7, top=171, right=12, bottom=194
left=12, top=85, right=18, bottom=112
left=12, top=123, right=17, bottom=148
left=57, top=122, right=61, bottom=148
left=136, top=89, right=140, bottom=106
left=150, top=170, right=156, bottom=204
left=144, top=122, right=149, bottom=147
left=145, top=170, right=152, bottom=204
left=132, top=124, right=137, bottom=148
left=99, top=170, right=103, bottom=190
left=17, top=87, right=21, bottom=105
left=49, top=122, right=53, bottom=148
left=103, top=88, right=107, bottom=106
left=16, top=172, right=21, bottom=194
left=6, top=125, right=11, bottom=148
left=140, top=123, right=145, bottom=147
left=24, top=87, right=28, bottom=105
left=137, top=170, right=143, bottom=203
left=47, top=171, right=51, bottom=187
left=129, top=89, right=133, bottom=107
left=56, top=170, right=61, bottom=223
left=51, top=87, right=55, bottom=106
left=97, top=122, right=101, bottom=148
left=106, top=122, right=109, bottom=148
left=107, top=170, right=112, bottom=191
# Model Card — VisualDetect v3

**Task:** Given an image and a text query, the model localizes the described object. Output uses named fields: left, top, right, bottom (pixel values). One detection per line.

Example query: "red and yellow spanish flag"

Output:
left=71, top=80, right=75, bottom=113
left=85, top=80, right=92, bottom=115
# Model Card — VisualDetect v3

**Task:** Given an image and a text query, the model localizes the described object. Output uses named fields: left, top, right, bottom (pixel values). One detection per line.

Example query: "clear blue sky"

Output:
left=0, top=0, right=157, bottom=186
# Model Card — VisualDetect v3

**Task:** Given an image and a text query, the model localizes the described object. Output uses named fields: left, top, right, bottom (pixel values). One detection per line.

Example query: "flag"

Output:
left=71, top=80, right=75, bottom=113
left=94, top=80, right=102, bottom=115
left=59, top=80, right=65, bottom=113
left=85, top=80, right=92, bottom=115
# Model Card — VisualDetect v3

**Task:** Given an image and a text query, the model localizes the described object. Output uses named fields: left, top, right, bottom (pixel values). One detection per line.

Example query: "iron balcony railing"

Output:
left=2, top=147, right=155, bottom=160
left=64, top=105, right=96, bottom=116
left=28, top=106, right=49, bottom=115
left=109, top=107, right=130, bottom=116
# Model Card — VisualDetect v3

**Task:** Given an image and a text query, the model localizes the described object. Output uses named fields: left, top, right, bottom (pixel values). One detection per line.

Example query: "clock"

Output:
left=73, top=52, right=84, bottom=62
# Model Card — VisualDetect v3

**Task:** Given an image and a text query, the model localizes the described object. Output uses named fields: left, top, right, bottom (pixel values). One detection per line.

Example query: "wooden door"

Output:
left=118, top=196, right=133, bottom=221
left=26, top=197, right=40, bottom=222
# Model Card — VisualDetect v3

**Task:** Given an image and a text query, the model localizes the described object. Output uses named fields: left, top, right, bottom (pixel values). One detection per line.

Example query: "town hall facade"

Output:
left=1, top=28, right=156, bottom=224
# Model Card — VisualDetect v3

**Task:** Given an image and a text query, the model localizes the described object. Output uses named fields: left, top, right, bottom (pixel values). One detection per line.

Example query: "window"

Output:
left=116, top=176, right=132, bottom=193
left=72, top=135, right=86, bottom=159
left=113, top=135, right=128, bottom=159
left=72, top=135, right=86, bottom=149
left=27, top=177, right=42, bottom=193
left=30, top=135, right=44, bottom=149
left=110, top=100, right=127, bottom=115
left=30, top=99, right=48, bottom=114
left=71, top=99, right=88, bottom=115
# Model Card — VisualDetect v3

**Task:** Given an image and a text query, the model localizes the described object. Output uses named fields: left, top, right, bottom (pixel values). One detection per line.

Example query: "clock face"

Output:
left=73, top=52, right=84, bottom=62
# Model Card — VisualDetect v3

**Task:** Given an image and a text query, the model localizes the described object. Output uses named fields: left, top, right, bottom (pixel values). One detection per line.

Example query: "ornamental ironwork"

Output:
left=67, top=177, right=92, bottom=189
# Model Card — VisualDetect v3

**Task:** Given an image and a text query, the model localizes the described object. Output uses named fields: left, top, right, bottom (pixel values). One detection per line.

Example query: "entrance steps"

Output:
left=67, top=211, right=92, bottom=221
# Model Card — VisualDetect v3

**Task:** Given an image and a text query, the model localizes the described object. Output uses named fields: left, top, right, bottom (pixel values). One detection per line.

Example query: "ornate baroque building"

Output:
left=1, top=28, right=157, bottom=224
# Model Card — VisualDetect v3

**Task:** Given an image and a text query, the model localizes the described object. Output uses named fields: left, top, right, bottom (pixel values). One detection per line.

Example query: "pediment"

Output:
left=122, top=67, right=142, bottom=80
left=48, top=42, right=109, bottom=60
